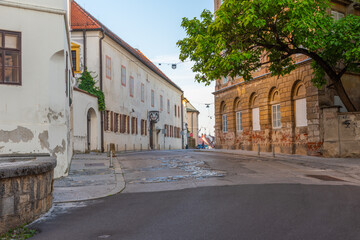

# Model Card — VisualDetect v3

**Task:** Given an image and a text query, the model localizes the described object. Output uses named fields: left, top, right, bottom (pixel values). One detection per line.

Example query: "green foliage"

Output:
left=0, top=225, right=37, bottom=240
left=78, top=70, right=105, bottom=111
left=177, top=0, right=360, bottom=89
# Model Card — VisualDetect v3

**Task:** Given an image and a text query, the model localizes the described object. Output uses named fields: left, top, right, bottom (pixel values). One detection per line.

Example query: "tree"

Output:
left=177, top=0, right=360, bottom=112
left=78, top=70, right=105, bottom=111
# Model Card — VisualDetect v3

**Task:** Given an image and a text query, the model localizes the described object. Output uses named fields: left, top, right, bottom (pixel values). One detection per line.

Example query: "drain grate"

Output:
left=306, top=175, right=345, bottom=182
left=85, top=163, right=105, bottom=167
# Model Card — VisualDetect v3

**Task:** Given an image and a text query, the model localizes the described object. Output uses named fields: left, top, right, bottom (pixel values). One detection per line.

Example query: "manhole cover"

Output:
left=85, top=163, right=105, bottom=167
left=306, top=175, right=345, bottom=182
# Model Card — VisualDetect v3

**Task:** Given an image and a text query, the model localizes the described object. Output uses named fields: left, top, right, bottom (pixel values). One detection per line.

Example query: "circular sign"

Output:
left=149, top=111, right=160, bottom=123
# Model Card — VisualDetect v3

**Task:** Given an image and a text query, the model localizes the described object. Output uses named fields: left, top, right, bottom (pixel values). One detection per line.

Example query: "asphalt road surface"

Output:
left=30, top=150, right=360, bottom=240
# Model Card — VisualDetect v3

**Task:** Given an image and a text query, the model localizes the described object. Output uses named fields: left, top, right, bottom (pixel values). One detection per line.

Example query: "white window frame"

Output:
left=295, top=98, right=308, bottom=127
left=252, top=108, right=260, bottom=131
left=272, top=104, right=281, bottom=129
left=331, top=10, right=345, bottom=21
left=236, top=111, right=243, bottom=132
left=222, top=114, right=228, bottom=133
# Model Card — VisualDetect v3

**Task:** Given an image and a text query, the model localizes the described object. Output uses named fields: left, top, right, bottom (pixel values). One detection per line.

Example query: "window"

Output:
left=121, top=66, right=126, bottom=86
left=151, top=89, right=154, bottom=107
left=222, top=114, right=228, bottom=133
left=104, top=111, right=110, bottom=131
left=160, top=95, right=163, bottom=111
left=141, top=119, right=147, bottom=135
left=236, top=111, right=243, bottom=132
left=0, top=31, right=21, bottom=85
left=70, top=42, right=80, bottom=73
left=272, top=104, right=281, bottom=128
left=114, top=113, right=119, bottom=132
left=106, top=56, right=111, bottom=79
left=126, top=116, right=130, bottom=134
left=129, top=76, right=134, bottom=97
left=331, top=10, right=345, bottom=21
left=175, top=104, right=177, bottom=117
left=222, top=76, right=228, bottom=84
left=295, top=99, right=308, bottom=127
left=141, top=83, right=145, bottom=102
left=131, top=117, right=138, bottom=135
left=167, top=99, right=170, bottom=114
left=178, top=106, right=180, bottom=118
left=252, top=108, right=260, bottom=131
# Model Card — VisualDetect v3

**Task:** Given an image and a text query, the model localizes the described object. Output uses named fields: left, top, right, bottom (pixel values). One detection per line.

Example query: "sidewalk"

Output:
left=198, top=148, right=360, bottom=183
left=53, top=153, right=125, bottom=203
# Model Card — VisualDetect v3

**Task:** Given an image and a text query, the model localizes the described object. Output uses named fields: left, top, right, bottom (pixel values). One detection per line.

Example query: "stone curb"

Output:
left=53, top=156, right=126, bottom=203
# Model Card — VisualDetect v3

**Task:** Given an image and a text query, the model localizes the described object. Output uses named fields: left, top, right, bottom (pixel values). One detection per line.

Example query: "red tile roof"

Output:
left=70, top=1, right=183, bottom=92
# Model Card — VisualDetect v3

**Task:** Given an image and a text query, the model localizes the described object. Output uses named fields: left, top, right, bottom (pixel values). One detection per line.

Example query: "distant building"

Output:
left=186, top=101, right=200, bottom=147
left=0, top=0, right=74, bottom=178
left=213, top=0, right=360, bottom=156
left=70, top=1, right=184, bottom=152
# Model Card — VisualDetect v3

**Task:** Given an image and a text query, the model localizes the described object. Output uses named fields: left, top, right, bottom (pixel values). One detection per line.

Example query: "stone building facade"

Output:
left=213, top=0, right=360, bottom=156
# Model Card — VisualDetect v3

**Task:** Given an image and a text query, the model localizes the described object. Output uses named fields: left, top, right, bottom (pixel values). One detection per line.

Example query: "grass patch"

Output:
left=0, top=225, right=38, bottom=240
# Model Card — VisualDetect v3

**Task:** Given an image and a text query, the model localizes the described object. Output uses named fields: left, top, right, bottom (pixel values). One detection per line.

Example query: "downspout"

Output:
left=181, top=94, right=184, bottom=149
left=83, top=29, right=87, bottom=69
left=99, top=28, right=105, bottom=152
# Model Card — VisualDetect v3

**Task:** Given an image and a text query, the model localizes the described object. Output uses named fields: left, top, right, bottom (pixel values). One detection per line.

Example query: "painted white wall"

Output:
left=71, top=31, right=184, bottom=151
left=73, top=89, right=101, bottom=152
left=0, top=0, right=73, bottom=178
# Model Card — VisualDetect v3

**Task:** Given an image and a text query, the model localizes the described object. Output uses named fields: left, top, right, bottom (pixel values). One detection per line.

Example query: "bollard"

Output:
left=272, top=144, right=275, bottom=157
left=257, top=144, right=260, bottom=156
left=110, top=153, right=113, bottom=168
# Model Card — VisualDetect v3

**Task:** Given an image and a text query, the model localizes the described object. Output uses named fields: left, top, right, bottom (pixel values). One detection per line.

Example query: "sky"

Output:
left=75, top=0, right=216, bottom=136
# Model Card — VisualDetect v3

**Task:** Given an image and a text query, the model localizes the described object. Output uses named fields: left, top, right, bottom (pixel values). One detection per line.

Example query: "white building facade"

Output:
left=0, top=0, right=74, bottom=178
left=70, top=1, right=185, bottom=152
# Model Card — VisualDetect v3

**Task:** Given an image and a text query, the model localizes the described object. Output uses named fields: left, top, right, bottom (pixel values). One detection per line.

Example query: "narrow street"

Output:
left=30, top=150, right=360, bottom=240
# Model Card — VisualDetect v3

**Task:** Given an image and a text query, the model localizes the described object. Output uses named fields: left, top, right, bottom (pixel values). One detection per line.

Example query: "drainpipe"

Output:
left=83, top=29, right=87, bottom=69
left=99, top=28, right=105, bottom=152
left=181, top=94, right=184, bottom=149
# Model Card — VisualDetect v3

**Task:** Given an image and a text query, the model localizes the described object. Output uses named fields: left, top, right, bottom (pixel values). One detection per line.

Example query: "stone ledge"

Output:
left=0, top=157, right=56, bottom=179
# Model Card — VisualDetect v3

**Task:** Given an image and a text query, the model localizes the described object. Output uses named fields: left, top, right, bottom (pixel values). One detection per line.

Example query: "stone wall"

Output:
left=0, top=157, right=56, bottom=234
left=214, top=60, right=322, bottom=155
left=322, top=107, right=360, bottom=158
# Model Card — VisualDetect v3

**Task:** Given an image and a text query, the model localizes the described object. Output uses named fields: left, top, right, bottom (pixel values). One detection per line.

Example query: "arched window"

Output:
left=269, top=88, right=281, bottom=129
left=292, top=82, right=307, bottom=127
left=250, top=93, right=260, bottom=131
left=221, top=102, right=228, bottom=133
left=234, top=98, right=243, bottom=132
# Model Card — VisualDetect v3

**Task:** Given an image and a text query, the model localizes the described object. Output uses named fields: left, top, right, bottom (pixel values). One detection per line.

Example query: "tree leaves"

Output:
left=177, top=0, right=360, bottom=90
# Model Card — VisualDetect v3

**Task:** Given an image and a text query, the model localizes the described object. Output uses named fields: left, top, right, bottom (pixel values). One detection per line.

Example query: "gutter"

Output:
left=99, top=28, right=105, bottom=152
left=181, top=94, right=184, bottom=149
left=83, top=29, right=87, bottom=69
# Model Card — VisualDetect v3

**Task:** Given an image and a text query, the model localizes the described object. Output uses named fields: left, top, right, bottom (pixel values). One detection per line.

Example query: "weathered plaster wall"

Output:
left=323, top=107, right=360, bottom=158
left=73, top=89, right=101, bottom=153
left=0, top=1, right=73, bottom=178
